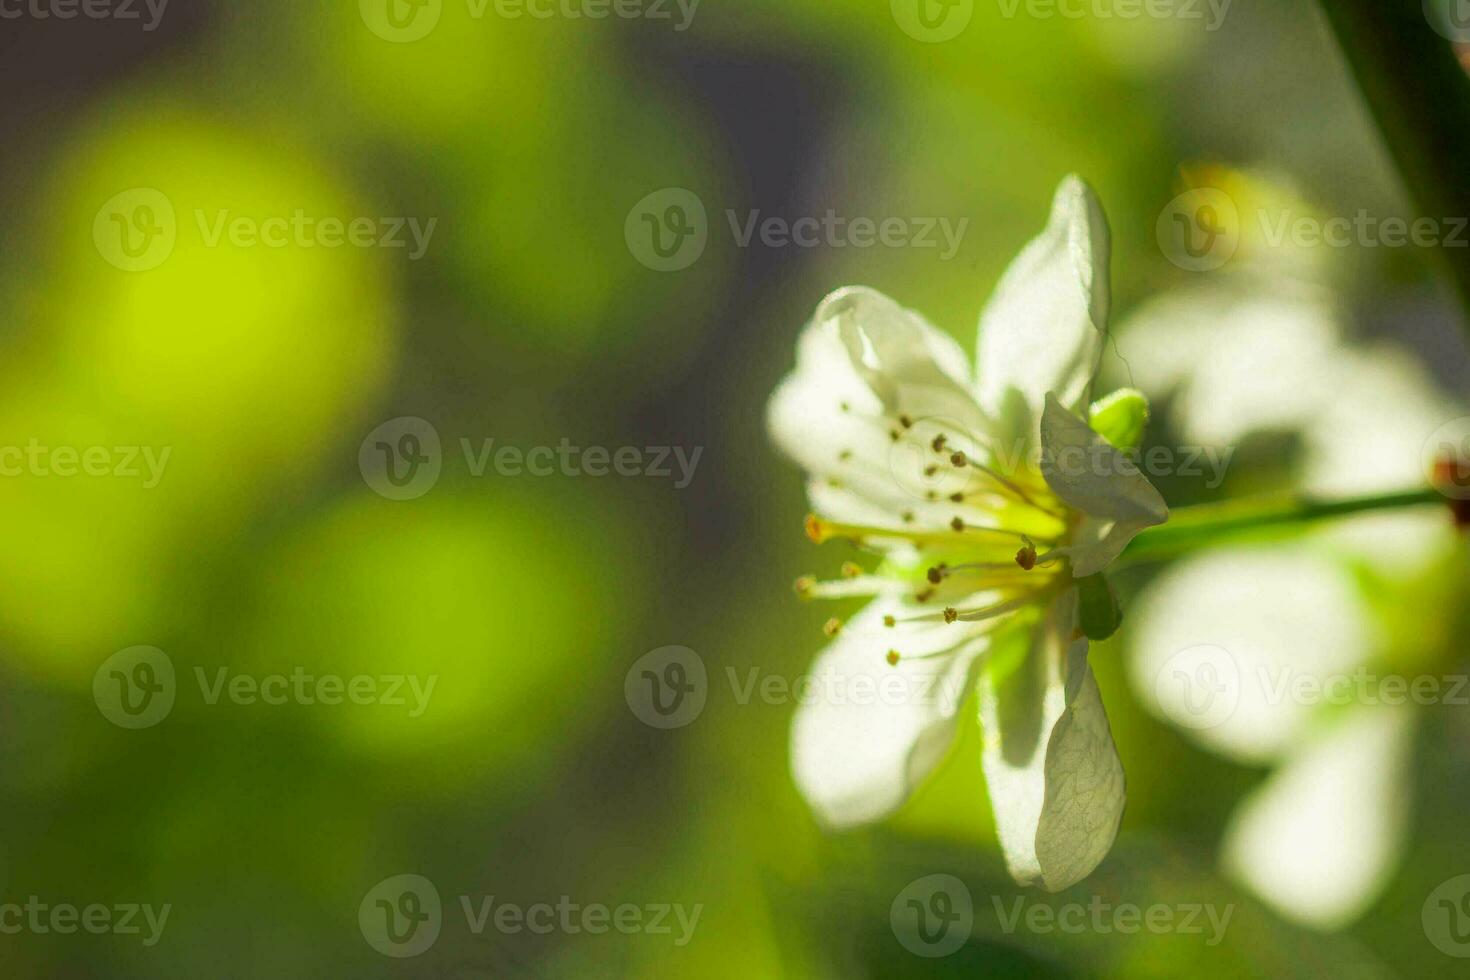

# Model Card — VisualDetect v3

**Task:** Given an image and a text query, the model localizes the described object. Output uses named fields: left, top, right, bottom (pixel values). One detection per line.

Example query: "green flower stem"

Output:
left=1314, top=0, right=1470, bottom=323
left=1119, top=487, right=1446, bottom=565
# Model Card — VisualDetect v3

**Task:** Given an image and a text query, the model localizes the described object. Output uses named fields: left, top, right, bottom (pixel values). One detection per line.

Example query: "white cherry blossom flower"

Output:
left=767, top=177, right=1167, bottom=891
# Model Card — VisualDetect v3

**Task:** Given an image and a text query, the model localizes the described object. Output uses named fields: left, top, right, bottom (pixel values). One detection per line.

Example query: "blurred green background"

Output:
left=2, top=0, right=1469, bottom=976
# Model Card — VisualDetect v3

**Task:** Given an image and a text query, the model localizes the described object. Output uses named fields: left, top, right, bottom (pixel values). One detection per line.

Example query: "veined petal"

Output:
left=767, top=287, right=992, bottom=523
left=790, top=596, right=999, bottom=829
left=979, top=590, right=1126, bottom=892
left=975, top=176, right=1110, bottom=437
left=1039, top=395, right=1166, bottom=575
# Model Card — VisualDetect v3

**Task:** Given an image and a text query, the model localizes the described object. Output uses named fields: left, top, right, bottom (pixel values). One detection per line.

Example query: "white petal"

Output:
left=790, top=598, right=996, bottom=829
left=975, top=176, right=1110, bottom=436
left=1126, top=547, right=1376, bottom=764
left=980, top=591, right=1125, bottom=892
left=1222, top=705, right=1414, bottom=928
left=767, top=287, right=991, bottom=523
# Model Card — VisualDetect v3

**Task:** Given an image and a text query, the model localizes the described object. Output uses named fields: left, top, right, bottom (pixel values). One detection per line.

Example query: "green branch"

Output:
left=1120, top=487, right=1446, bottom=564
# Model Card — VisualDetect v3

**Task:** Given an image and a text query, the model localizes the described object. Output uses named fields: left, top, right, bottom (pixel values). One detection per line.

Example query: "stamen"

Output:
left=806, top=514, right=1034, bottom=547
left=899, top=594, right=1037, bottom=625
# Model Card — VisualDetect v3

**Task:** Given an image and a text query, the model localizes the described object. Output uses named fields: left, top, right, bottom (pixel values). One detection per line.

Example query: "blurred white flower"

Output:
left=768, top=177, right=1168, bottom=891
left=1121, top=281, right=1461, bottom=927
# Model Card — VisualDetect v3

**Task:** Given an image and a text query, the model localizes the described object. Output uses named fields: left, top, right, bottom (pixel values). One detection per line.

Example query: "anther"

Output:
left=951, top=516, right=965, bottom=532
left=838, top=449, right=853, bottom=462
left=950, top=451, right=968, bottom=467
left=794, top=575, right=816, bottom=598
left=899, top=414, right=913, bottom=428
left=943, top=607, right=958, bottom=623
left=926, top=564, right=947, bottom=584
left=823, top=617, right=843, bottom=637
left=883, top=615, right=896, bottom=628
left=840, top=561, right=862, bottom=578
left=931, top=434, right=947, bottom=452
left=948, top=492, right=964, bottom=502
left=886, top=650, right=900, bottom=666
